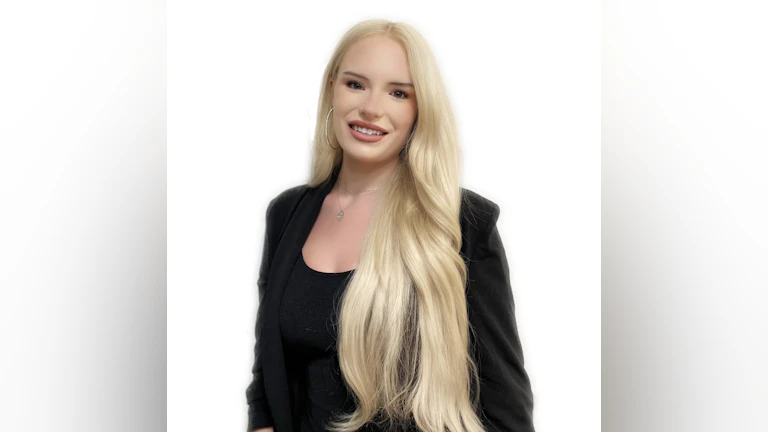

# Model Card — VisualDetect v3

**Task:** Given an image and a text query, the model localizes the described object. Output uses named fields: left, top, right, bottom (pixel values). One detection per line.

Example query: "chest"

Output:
left=301, top=193, right=375, bottom=273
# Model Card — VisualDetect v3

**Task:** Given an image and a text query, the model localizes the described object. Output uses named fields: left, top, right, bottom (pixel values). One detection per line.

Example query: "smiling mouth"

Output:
left=348, top=124, right=388, bottom=136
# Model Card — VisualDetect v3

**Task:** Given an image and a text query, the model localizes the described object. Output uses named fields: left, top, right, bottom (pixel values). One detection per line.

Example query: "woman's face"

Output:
left=331, top=35, right=418, bottom=166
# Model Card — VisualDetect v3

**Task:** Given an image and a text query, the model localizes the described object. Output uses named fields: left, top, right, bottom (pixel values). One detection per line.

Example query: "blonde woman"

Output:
left=246, top=20, right=535, bottom=432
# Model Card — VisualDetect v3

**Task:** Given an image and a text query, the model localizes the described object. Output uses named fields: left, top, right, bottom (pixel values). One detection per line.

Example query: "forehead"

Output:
left=339, top=35, right=412, bottom=82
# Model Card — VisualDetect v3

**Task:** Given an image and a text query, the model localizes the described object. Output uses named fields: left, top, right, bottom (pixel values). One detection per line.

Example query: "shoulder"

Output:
left=269, top=184, right=309, bottom=208
left=265, top=184, right=310, bottom=223
left=459, top=187, right=502, bottom=260
left=460, top=187, right=501, bottom=235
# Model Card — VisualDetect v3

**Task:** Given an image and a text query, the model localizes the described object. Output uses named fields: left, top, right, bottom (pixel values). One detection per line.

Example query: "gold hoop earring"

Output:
left=325, top=106, right=340, bottom=150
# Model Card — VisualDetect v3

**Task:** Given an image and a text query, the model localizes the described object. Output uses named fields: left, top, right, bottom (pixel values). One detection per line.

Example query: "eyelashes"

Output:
left=344, top=80, right=409, bottom=100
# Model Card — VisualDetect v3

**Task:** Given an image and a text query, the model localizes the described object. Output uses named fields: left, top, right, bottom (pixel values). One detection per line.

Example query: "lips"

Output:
left=348, top=124, right=388, bottom=143
left=348, top=124, right=388, bottom=136
left=348, top=120, right=389, bottom=134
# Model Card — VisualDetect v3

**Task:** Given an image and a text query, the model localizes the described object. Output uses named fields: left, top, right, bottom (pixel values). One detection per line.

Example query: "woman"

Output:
left=246, top=20, right=535, bottom=432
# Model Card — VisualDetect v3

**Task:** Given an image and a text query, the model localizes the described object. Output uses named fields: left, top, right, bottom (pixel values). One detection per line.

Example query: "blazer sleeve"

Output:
left=467, top=203, right=535, bottom=432
left=245, top=198, right=277, bottom=431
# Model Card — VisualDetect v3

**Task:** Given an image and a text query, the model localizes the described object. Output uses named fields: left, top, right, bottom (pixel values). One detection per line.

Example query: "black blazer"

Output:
left=246, top=169, right=535, bottom=432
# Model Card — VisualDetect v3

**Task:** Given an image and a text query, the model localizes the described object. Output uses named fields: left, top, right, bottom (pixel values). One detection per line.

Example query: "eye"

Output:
left=345, top=80, right=363, bottom=90
left=392, top=90, right=409, bottom=100
left=345, top=80, right=409, bottom=100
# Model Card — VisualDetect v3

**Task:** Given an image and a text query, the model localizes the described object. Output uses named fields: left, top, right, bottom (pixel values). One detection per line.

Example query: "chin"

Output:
left=341, top=144, right=395, bottom=164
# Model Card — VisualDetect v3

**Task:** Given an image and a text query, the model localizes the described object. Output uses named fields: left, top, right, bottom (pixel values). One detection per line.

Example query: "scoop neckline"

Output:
left=300, top=251, right=355, bottom=276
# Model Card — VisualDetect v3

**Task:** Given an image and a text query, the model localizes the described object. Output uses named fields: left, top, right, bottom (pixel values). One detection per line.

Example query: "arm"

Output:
left=467, top=203, right=535, bottom=432
left=245, top=199, right=277, bottom=431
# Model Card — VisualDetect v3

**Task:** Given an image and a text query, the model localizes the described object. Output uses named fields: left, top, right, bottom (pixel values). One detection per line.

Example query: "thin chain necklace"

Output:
left=335, top=182, right=380, bottom=221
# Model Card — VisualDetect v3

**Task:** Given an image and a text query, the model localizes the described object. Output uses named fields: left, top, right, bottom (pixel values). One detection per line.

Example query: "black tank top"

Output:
left=280, top=251, right=359, bottom=432
left=281, top=252, right=419, bottom=432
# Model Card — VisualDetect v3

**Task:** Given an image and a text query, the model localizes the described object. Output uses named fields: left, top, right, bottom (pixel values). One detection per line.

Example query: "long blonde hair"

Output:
left=307, top=20, right=485, bottom=432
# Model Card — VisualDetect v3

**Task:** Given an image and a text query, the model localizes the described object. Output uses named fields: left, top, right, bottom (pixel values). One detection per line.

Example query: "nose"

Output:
left=360, top=92, right=382, bottom=120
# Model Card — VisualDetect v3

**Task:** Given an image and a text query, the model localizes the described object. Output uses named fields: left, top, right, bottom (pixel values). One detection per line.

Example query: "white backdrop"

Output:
left=167, top=2, right=599, bottom=432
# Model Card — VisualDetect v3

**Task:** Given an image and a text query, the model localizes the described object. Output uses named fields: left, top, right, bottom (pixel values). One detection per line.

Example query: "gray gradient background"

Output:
left=604, top=0, right=768, bottom=431
left=0, top=1, right=165, bottom=431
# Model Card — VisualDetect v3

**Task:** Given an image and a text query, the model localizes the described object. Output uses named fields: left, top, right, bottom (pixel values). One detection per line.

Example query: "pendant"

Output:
left=337, top=210, right=344, bottom=221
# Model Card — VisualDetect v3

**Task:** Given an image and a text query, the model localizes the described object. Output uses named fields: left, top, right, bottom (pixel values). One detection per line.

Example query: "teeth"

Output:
left=352, top=125, right=384, bottom=136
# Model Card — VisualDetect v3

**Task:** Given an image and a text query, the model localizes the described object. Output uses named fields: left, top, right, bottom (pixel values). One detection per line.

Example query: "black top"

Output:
left=279, top=251, right=360, bottom=432
left=279, top=252, right=424, bottom=432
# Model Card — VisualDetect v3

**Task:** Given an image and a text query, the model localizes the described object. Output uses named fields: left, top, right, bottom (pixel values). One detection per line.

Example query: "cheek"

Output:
left=398, top=104, right=417, bottom=129
left=395, top=113, right=417, bottom=133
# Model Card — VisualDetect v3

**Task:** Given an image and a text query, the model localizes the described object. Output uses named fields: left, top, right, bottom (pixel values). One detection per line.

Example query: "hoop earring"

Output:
left=325, top=106, right=340, bottom=150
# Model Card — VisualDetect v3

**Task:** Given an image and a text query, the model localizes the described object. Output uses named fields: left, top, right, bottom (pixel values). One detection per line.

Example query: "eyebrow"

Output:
left=341, top=71, right=414, bottom=87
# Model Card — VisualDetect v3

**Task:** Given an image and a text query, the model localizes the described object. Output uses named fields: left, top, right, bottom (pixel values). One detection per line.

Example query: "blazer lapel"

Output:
left=261, top=169, right=338, bottom=432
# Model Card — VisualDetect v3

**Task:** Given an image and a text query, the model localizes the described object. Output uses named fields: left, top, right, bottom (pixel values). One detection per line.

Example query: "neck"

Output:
left=336, top=157, right=398, bottom=194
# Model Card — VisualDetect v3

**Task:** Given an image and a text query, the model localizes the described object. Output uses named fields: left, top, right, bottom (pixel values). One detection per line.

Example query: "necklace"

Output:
left=335, top=183, right=380, bottom=221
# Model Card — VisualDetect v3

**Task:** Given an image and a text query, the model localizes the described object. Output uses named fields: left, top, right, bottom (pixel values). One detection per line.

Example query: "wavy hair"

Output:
left=306, top=20, right=485, bottom=432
